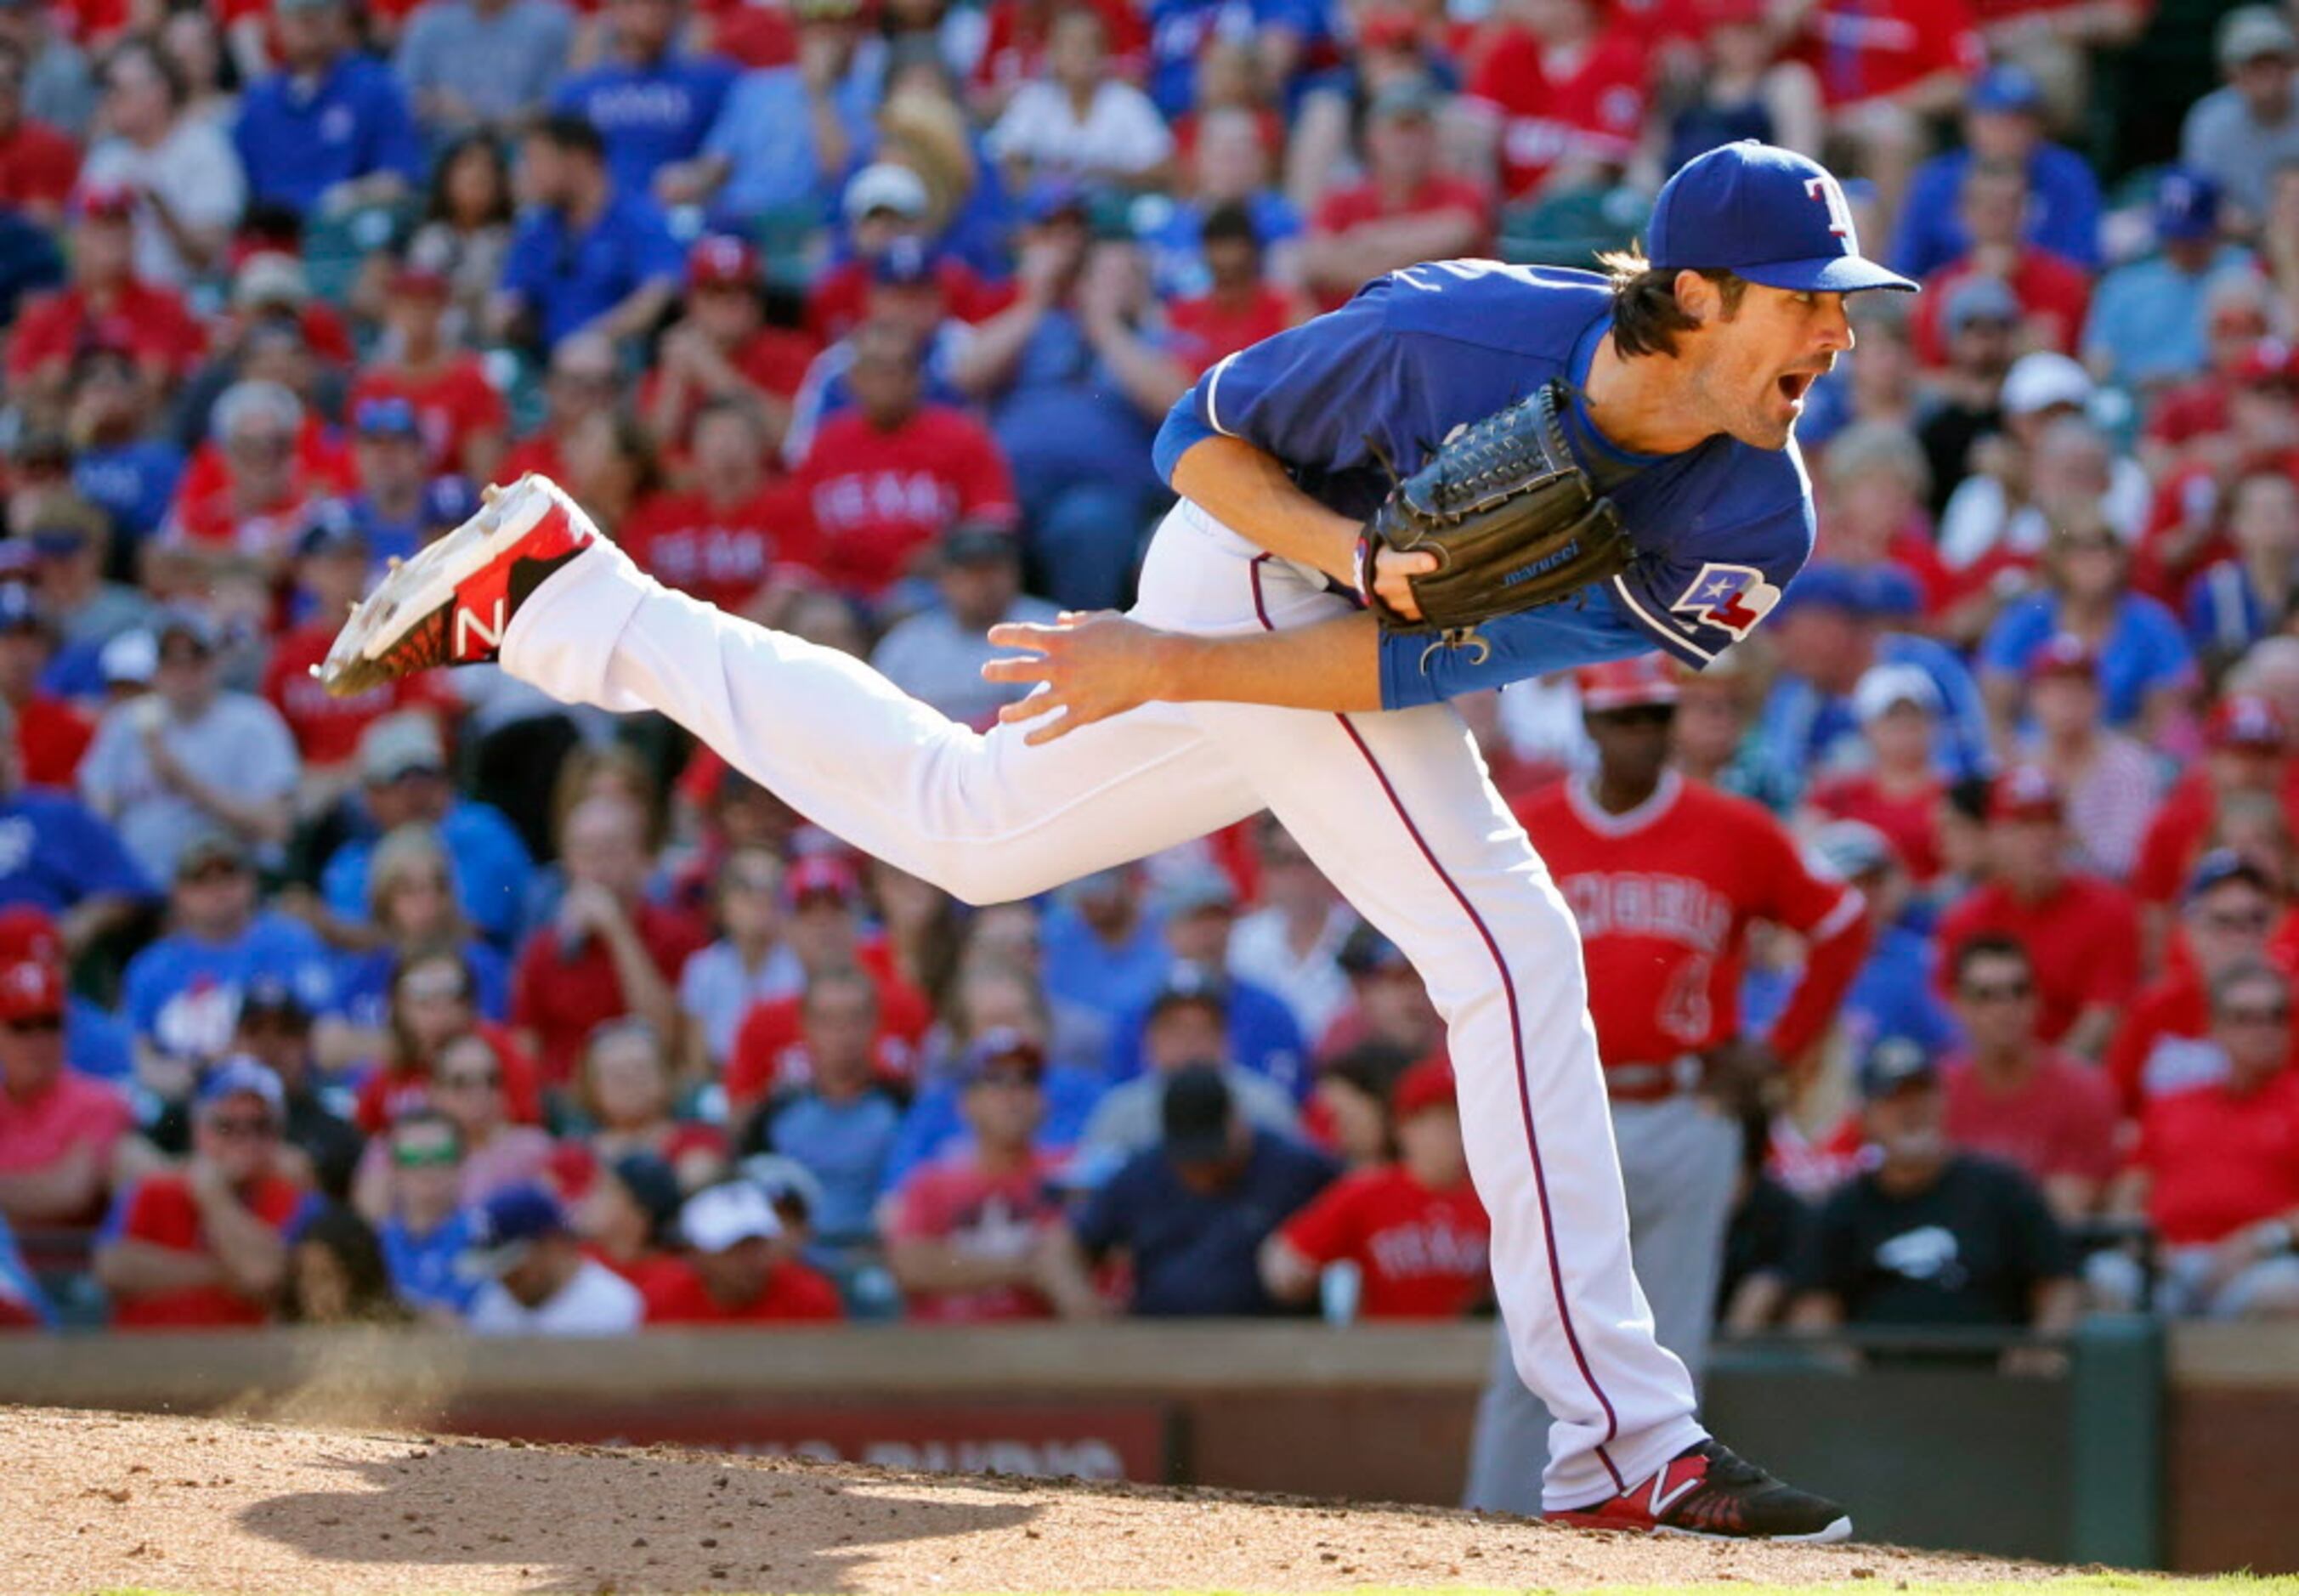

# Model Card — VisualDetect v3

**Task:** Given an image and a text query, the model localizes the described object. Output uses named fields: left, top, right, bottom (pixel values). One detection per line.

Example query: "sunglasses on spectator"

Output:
left=435, top=1069, right=500, bottom=1089
left=1959, top=981, right=2032, bottom=1004
left=392, top=1140, right=460, bottom=1168
left=207, top=1114, right=276, bottom=1139
left=2197, top=908, right=2274, bottom=934
left=2223, top=1005, right=2291, bottom=1026
left=1590, top=705, right=1676, bottom=727
left=3, top=1013, right=62, bottom=1034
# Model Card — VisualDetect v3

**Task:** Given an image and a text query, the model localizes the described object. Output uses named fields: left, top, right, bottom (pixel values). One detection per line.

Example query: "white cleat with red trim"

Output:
left=1544, top=1441, right=1853, bottom=1542
left=315, top=473, right=601, bottom=698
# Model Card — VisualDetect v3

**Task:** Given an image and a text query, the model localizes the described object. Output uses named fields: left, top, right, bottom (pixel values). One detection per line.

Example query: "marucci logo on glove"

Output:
left=1669, top=563, right=1781, bottom=641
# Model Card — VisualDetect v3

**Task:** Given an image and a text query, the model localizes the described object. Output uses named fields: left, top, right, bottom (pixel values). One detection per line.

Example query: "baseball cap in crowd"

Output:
left=2154, top=168, right=2222, bottom=243
left=387, top=261, right=450, bottom=299
left=360, top=712, right=449, bottom=784
left=2218, top=4, right=2296, bottom=70
left=1576, top=654, right=1679, bottom=712
left=232, top=252, right=309, bottom=313
left=1987, top=765, right=2064, bottom=824
left=844, top=162, right=930, bottom=223
left=2206, top=692, right=2290, bottom=752
left=1967, top=63, right=2044, bottom=115
left=463, top=1182, right=568, bottom=1276
left=237, top=974, right=314, bottom=1031
left=1145, top=965, right=1230, bottom=1025
left=2002, top=351, right=2095, bottom=417
left=1941, top=274, right=2019, bottom=336
left=1357, top=7, right=1420, bottom=49
left=1851, top=661, right=1939, bottom=724
left=1808, top=818, right=1899, bottom=882
left=1391, top=1056, right=1457, bottom=1121
left=297, top=499, right=369, bottom=560
left=784, top=854, right=860, bottom=908
left=71, top=182, right=135, bottom=222
left=0, top=584, right=45, bottom=637
left=1155, top=868, right=1238, bottom=920
left=609, top=1151, right=685, bottom=1245
left=688, top=234, right=759, bottom=290
left=943, top=518, right=1021, bottom=564
left=175, top=831, right=251, bottom=880
left=155, top=605, right=218, bottom=656
left=1770, top=563, right=1871, bottom=620
left=1368, top=75, right=1441, bottom=123
left=1338, top=921, right=1409, bottom=978
left=353, top=395, right=422, bottom=440
left=0, top=905, right=64, bottom=1027
left=423, top=475, right=479, bottom=531
left=680, top=1180, right=781, bottom=1253
left=872, top=235, right=938, bottom=287
left=1161, top=1064, right=1236, bottom=1163
left=195, top=1055, right=286, bottom=1118
left=99, top=629, right=156, bottom=688
left=1857, top=1035, right=1938, bottom=1101
left=28, top=496, right=107, bottom=560
left=2234, top=339, right=2299, bottom=389
left=1647, top=142, right=1917, bottom=295
left=2185, top=846, right=2277, bottom=904
left=739, top=1152, right=824, bottom=1229
left=2024, top=632, right=2098, bottom=682
left=957, top=1026, right=1045, bottom=1087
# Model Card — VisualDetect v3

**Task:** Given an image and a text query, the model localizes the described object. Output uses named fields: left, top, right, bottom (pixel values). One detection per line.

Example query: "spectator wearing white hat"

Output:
left=1808, top=663, right=1949, bottom=888
left=1936, top=361, right=2149, bottom=577
left=639, top=1178, right=844, bottom=1323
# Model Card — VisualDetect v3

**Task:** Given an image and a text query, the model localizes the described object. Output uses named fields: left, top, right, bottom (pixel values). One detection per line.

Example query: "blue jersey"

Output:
left=552, top=52, right=738, bottom=195
left=1152, top=263, right=1815, bottom=710
left=233, top=54, right=424, bottom=218
left=0, top=788, right=154, bottom=915
left=122, top=911, right=341, bottom=1064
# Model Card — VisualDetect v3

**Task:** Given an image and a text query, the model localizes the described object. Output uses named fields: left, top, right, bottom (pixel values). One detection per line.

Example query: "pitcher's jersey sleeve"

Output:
left=1605, top=488, right=1815, bottom=671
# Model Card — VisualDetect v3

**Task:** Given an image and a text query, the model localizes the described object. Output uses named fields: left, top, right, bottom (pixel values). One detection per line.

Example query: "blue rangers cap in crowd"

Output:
left=1649, top=141, right=1918, bottom=296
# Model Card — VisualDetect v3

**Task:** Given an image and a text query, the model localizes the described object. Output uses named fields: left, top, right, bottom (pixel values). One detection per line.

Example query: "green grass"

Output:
left=81, top=1591, right=2299, bottom=1596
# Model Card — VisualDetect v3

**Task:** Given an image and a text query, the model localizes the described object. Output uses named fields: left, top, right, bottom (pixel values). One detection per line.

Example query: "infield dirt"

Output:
left=3, top=1404, right=2061, bottom=1594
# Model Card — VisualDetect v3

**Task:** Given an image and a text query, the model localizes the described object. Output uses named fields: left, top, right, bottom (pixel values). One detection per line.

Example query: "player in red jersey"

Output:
left=1465, top=655, right=1869, bottom=1514
left=346, top=263, right=508, bottom=479
left=1261, top=1056, right=1492, bottom=1320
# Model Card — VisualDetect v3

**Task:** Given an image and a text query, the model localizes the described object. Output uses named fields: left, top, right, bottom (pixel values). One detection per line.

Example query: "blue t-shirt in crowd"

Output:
left=336, top=936, right=510, bottom=1032
left=1156, top=263, right=1819, bottom=709
left=1752, top=631, right=1995, bottom=805
left=1145, top=0, right=1325, bottom=116
left=500, top=187, right=685, bottom=350
left=766, top=1088, right=905, bottom=1245
left=2184, top=559, right=2274, bottom=662
left=379, top=1209, right=480, bottom=1316
left=320, top=797, right=535, bottom=949
left=880, top=1063, right=1107, bottom=1190
left=1839, top=920, right=1961, bottom=1062
left=1979, top=591, right=2196, bottom=728
left=700, top=65, right=876, bottom=224
left=68, top=994, right=135, bottom=1085
left=1107, top=973, right=1308, bottom=1098
left=988, top=307, right=1168, bottom=506
left=233, top=53, right=425, bottom=217
left=74, top=438, right=184, bottom=549
left=552, top=50, right=738, bottom=195
left=1135, top=190, right=1302, bottom=299
left=122, top=911, right=340, bottom=1065
left=0, top=1212, right=53, bottom=1327
left=1890, top=143, right=2103, bottom=278
left=1040, top=902, right=1171, bottom=1024
left=2081, top=246, right=2257, bottom=390
left=1073, top=1128, right=1336, bottom=1315
left=0, top=788, right=153, bottom=915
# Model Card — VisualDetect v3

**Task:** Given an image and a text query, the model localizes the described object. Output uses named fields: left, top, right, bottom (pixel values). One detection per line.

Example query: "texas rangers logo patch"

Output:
left=1672, top=563, right=1781, bottom=640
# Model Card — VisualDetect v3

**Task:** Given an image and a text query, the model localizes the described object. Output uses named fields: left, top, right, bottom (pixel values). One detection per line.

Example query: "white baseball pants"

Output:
left=499, top=496, right=1706, bottom=1508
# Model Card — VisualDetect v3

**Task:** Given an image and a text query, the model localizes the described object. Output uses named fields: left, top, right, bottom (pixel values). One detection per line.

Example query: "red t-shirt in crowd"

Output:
left=1515, top=773, right=1866, bottom=1068
left=793, top=405, right=1016, bottom=597
left=0, top=119, right=81, bottom=213
left=0, top=1071, right=133, bottom=1225
left=804, top=258, right=1003, bottom=346
left=348, top=356, right=509, bottom=475
left=883, top=1151, right=1068, bottom=1322
left=1933, top=873, right=2141, bottom=1044
left=2129, top=764, right=2299, bottom=908
left=1167, top=285, right=1304, bottom=374
left=636, top=326, right=818, bottom=436
left=971, top=0, right=1148, bottom=101
left=103, top=1169, right=313, bottom=1330
left=1912, top=249, right=2092, bottom=368
left=547, top=1123, right=731, bottom=1199
left=7, top=280, right=207, bottom=385
left=262, top=622, right=452, bottom=768
left=1939, top=1052, right=2120, bottom=1191
left=350, top=1020, right=546, bottom=1135
left=1307, top=176, right=1492, bottom=308
left=1807, top=771, right=1945, bottom=884
left=1277, top=1163, right=1491, bottom=1320
left=497, top=430, right=572, bottom=487
left=639, top=1255, right=845, bottom=1323
left=1800, top=0, right=1984, bottom=108
left=723, top=948, right=933, bottom=1109
left=620, top=482, right=810, bottom=611
left=15, top=695, right=93, bottom=788
left=1467, top=28, right=1645, bottom=200
left=2130, top=1070, right=2299, bottom=1247
left=511, top=903, right=711, bottom=1086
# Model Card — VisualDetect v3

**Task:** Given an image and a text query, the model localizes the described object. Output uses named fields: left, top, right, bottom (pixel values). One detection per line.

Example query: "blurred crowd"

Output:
left=0, top=0, right=2294, bottom=1344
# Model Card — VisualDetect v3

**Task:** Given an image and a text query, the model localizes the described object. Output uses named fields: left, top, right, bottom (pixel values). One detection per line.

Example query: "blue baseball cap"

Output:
left=422, top=474, right=478, bottom=528
left=2154, top=167, right=2221, bottom=243
left=195, top=1055, right=286, bottom=1118
left=353, top=395, right=422, bottom=439
left=1968, top=63, right=2044, bottom=115
left=1649, top=142, right=1917, bottom=295
left=296, top=498, right=367, bottom=559
left=462, top=1182, right=568, bottom=1276
left=1857, top=1035, right=1938, bottom=1101
left=872, top=235, right=939, bottom=287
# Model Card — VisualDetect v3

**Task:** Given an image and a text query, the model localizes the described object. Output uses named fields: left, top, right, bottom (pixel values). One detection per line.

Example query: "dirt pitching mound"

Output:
left=3, top=1405, right=2053, bottom=1594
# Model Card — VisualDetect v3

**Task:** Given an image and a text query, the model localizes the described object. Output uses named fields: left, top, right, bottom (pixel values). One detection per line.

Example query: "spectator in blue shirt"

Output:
left=2083, top=169, right=2259, bottom=392
left=751, top=966, right=905, bottom=1253
left=371, top=1107, right=482, bottom=1319
left=1051, top=1067, right=1335, bottom=1316
left=1979, top=518, right=2197, bottom=739
left=1040, top=865, right=1170, bottom=1029
left=1105, top=872, right=1307, bottom=1097
left=66, top=343, right=184, bottom=567
left=1809, top=821, right=1960, bottom=1058
left=552, top=0, right=737, bottom=199
left=1890, top=65, right=2102, bottom=279
left=491, top=111, right=685, bottom=354
left=0, top=698, right=153, bottom=950
left=2186, top=470, right=2299, bottom=674
left=1752, top=565, right=1994, bottom=806
left=122, top=832, right=343, bottom=1101
left=232, top=0, right=424, bottom=219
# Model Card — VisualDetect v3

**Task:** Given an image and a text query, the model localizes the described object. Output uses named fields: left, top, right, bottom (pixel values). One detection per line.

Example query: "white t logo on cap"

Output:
left=1804, top=175, right=1854, bottom=246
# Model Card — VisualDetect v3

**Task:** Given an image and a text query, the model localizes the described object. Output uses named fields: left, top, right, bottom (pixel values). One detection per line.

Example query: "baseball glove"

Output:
left=1357, top=381, right=1631, bottom=646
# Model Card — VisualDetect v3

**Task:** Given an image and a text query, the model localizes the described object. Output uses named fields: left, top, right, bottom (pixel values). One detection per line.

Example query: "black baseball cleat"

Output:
left=1543, top=1440, right=1852, bottom=1542
left=315, top=473, right=601, bottom=698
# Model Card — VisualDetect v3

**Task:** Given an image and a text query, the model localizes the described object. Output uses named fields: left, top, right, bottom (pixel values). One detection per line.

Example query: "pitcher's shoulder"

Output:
left=1373, top=261, right=1613, bottom=359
